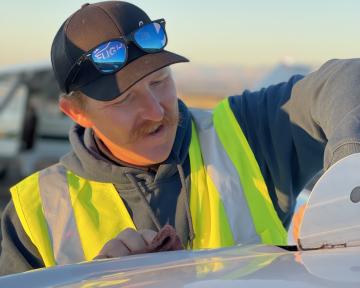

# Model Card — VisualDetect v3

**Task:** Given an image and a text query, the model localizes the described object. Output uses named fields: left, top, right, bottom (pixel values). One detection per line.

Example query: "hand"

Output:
left=93, top=228, right=157, bottom=260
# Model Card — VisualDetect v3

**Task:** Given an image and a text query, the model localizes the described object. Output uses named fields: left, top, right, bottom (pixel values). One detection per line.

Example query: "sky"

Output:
left=1, top=0, right=359, bottom=67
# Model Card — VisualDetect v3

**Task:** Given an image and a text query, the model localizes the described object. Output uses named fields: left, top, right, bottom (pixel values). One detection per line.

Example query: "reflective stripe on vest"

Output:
left=38, top=165, right=84, bottom=264
left=10, top=98, right=287, bottom=267
left=212, top=100, right=287, bottom=244
left=190, top=110, right=260, bottom=248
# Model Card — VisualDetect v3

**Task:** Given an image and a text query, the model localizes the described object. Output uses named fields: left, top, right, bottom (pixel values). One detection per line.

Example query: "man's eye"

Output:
left=151, top=76, right=168, bottom=86
left=151, top=80, right=163, bottom=86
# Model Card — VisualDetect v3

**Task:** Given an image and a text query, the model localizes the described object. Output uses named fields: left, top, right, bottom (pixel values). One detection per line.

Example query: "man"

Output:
left=1, top=0, right=360, bottom=275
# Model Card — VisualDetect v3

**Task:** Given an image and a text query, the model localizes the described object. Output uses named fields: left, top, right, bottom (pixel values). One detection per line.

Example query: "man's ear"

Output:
left=59, top=97, right=93, bottom=128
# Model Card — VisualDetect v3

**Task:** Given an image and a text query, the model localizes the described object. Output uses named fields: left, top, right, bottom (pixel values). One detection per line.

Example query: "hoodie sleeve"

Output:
left=0, top=200, right=44, bottom=276
left=228, top=59, right=360, bottom=227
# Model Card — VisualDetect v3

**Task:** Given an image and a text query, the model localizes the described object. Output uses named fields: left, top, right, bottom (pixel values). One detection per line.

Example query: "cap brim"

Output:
left=79, top=50, right=189, bottom=101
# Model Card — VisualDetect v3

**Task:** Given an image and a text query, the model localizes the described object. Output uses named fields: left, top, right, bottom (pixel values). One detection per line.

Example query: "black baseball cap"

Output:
left=51, top=1, right=189, bottom=101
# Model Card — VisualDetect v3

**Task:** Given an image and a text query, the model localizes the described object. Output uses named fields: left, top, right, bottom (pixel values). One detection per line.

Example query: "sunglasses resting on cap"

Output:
left=64, top=19, right=168, bottom=93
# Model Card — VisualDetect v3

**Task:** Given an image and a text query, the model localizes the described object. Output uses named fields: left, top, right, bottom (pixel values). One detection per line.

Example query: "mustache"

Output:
left=128, top=110, right=180, bottom=143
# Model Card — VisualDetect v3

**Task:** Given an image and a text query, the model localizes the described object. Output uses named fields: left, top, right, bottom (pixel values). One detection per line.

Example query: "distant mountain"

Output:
left=172, top=61, right=313, bottom=98
left=254, top=61, right=312, bottom=90
left=172, top=64, right=269, bottom=98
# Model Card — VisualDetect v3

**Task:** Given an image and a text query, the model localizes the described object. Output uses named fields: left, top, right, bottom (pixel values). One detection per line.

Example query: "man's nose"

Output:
left=139, top=90, right=164, bottom=122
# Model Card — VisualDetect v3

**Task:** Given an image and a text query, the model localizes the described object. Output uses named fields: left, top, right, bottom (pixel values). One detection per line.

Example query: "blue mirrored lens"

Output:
left=134, top=22, right=167, bottom=51
left=91, top=40, right=126, bottom=73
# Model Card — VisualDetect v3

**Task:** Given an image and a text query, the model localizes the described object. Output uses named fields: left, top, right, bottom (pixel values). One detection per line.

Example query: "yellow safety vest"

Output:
left=10, top=99, right=287, bottom=267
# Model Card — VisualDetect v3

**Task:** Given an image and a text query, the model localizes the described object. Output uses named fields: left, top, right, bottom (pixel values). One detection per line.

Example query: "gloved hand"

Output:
left=94, top=224, right=183, bottom=260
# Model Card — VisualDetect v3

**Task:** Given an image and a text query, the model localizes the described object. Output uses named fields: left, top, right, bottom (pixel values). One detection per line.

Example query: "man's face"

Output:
left=80, top=67, right=179, bottom=166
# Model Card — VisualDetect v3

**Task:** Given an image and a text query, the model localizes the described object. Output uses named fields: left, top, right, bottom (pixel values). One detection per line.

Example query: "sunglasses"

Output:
left=64, top=19, right=167, bottom=92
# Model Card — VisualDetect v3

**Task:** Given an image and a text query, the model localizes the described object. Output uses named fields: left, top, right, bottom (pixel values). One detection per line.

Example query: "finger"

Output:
left=116, top=228, right=148, bottom=252
left=95, top=238, right=131, bottom=259
left=139, top=229, right=157, bottom=245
